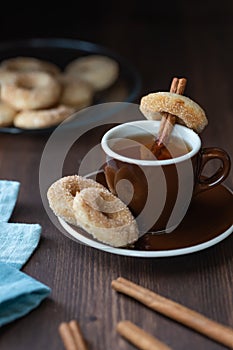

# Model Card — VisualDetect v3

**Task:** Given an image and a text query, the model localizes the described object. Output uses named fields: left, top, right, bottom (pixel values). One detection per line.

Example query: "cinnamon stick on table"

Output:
left=151, top=77, right=187, bottom=156
left=117, top=320, right=172, bottom=350
left=112, top=277, right=233, bottom=349
left=59, top=320, right=88, bottom=350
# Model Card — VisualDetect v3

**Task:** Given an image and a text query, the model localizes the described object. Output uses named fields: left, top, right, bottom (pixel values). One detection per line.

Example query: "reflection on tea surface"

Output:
left=111, top=133, right=191, bottom=160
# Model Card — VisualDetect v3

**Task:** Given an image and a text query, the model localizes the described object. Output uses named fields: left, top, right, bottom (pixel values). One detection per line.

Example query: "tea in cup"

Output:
left=101, top=120, right=230, bottom=234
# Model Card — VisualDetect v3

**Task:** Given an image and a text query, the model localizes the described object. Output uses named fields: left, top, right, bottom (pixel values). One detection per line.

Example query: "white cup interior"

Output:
left=101, top=120, right=201, bottom=165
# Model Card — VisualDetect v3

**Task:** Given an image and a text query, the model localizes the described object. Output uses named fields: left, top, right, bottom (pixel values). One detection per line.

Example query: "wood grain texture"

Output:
left=0, top=2, right=232, bottom=350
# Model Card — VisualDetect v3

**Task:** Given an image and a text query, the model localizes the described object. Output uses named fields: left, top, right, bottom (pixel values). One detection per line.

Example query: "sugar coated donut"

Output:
left=13, top=105, right=74, bottom=129
left=0, top=56, right=61, bottom=76
left=47, top=175, right=106, bottom=225
left=0, top=101, right=17, bottom=127
left=1, top=72, right=61, bottom=110
left=65, top=55, right=119, bottom=91
left=59, top=75, right=94, bottom=109
left=0, top=69, right=18, bottom=85
left=73, top=186, right=139, bottom=247
left=140, top=92, right=208, bottom=133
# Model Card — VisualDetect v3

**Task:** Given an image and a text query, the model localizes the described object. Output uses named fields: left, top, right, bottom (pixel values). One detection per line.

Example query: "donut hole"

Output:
left=17, top=79, right=35, bottom=90
left=70, top=189, right=77, bottom=197
left=16, top=73, right=56, bottom=92
left=68, top=183, right=80, bottom=197
left=78, top=187, right=130, bottom=228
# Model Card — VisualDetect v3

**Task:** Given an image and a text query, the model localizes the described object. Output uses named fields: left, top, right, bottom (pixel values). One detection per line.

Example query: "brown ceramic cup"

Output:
left=101, top=120, right=231, bottom=235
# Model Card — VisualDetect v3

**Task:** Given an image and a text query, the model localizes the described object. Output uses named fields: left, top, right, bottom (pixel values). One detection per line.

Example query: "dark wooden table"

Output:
left=0, top=2, right=233, bottom=349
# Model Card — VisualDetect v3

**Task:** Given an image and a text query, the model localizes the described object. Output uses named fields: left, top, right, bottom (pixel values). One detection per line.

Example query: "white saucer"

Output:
left=58, top=169, right=233, bottom=257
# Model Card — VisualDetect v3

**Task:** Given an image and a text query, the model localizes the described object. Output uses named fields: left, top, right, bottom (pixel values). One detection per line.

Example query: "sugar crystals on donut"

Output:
left=0, top=101, right=17, bottom=127
left=47, top=175, right=139, bottom=247
left=65, top=54, right=119, bottom=91
left=0, top=54, right=120, bottom=129
left=140, top=91, right=208, bottom=133
left=73, top=187, right=139, bottom=247
left=1, top=71, right=61, bottom=110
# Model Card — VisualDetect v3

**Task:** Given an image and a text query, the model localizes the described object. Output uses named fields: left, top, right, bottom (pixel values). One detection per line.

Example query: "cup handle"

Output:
left=194, top=147, right=231, bottom=195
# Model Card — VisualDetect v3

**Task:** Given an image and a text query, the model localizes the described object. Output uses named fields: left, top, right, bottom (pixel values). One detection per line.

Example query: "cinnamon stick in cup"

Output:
left=112, top=277, right=233, bottom=349
left=158, top=77, right=187, bottom=145
left=102, top=119, right=230, bottom=233
left=150, top=77, right=187, bottom=157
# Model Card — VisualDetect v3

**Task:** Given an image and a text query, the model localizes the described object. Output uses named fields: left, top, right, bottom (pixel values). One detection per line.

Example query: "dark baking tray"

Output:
left=0, top=37, right=141, bottom=134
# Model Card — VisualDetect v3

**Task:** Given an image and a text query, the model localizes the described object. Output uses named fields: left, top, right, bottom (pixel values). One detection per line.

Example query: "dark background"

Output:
left=1, top=1, right=233, bottom=87
left=1, top=0, right=232, bottom=160
left=1, top=1, right=233, bottom=67
left=0, top=2, right=233, bottom=350
left=1, top=1, right=233, bottom=98
left=1, top=1, right=233, bottom=39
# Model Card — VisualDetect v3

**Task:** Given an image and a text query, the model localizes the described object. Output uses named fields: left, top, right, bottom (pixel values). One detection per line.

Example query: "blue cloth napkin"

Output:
left=0, top=263, right=50, bottom=327
left=0, top=180, right=51, bottom=327
left=0, top=180, right=20, bottom=222
left=0, top=222, right=41, bottom=269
